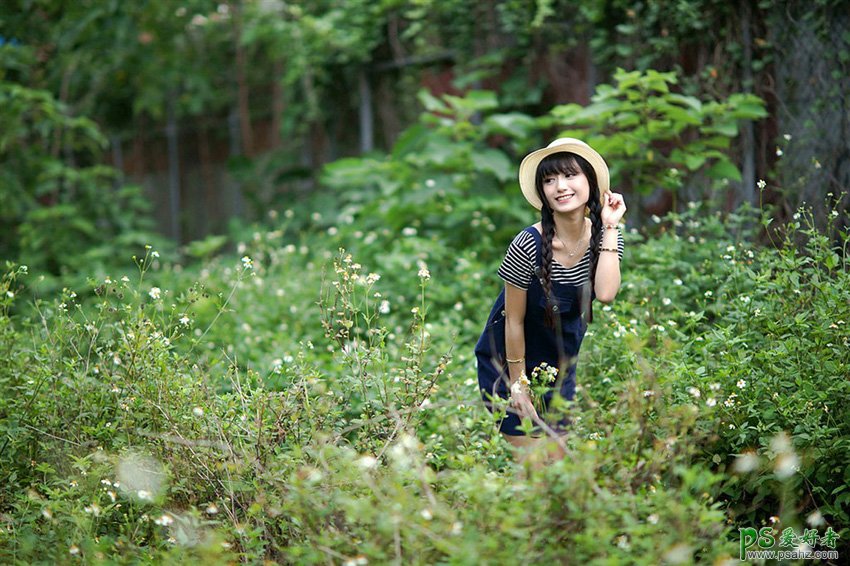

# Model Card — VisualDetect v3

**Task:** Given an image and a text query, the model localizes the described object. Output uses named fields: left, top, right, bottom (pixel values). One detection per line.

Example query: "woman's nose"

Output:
left=558, top=176, right=569, bottom=189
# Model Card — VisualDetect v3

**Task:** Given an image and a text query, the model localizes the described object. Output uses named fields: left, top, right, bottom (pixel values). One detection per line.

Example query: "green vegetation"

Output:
left=2, top=185, right=848, bottom=562
left=2, top=1, right=849, bottom=562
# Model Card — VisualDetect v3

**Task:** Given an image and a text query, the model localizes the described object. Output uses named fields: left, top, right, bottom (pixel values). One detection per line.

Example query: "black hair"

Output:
left=534, top=152, right=602, bottom=328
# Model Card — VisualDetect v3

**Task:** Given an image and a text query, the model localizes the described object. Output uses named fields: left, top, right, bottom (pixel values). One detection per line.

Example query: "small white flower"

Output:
left=179, top=316, right=190, bottom=326
left=69, top=545, right=80, bottom=555
left=651, top=214, right=661, bottom=223
left=706, top=398, right=717, bottom=407
left=733, top=452, right=760, bottom=473
left=783, top=134, right=791, bottom=141
left=757, top=179, right=766, bottom=190
left=647, top=514, right=659, bottom=525
left=402, top=227, right=417, bottom=237
left=736, top=379, right=746, bottom=389
left=137, top=490, right=152, bottom=501
left=776, top=147, right=783, bottom=156
left=425, top=179, right=436, bottom=187
left=420, top=508, right=433, bottom=521
left=241, top=256, right=253, bottom=270
left=205, top=503, right=219, bottom=515
left=704, top=290, right=713, bottom=298
left=687, top=386, right=701, bottom=398
left=121, top=275, right=130, bottom=282
left=357, top=456, right=378, bottom=469
left=154, top=514, right=174, bottom=526
left=148, top=287, right=161, bottom=300
left=192, top=407, right=204, bottom=418
left=673, top=278, right=682, bottom=286
left=662, top=297, right=671, bottom=306
left=366, top=273, right=380, bottom=284
left=151, top=251, right=160, bottom=258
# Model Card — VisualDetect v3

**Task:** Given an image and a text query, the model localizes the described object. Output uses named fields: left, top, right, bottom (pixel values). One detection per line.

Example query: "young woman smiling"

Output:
left=475, top=138, right=627, bottom=461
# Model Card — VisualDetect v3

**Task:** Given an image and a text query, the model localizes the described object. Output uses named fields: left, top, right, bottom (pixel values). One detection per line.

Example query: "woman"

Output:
left=475, top=138, right=626, bottom=459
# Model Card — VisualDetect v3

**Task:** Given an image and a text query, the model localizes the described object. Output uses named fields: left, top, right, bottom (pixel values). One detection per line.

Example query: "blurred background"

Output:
left=1, top=0, right=848, bottom=276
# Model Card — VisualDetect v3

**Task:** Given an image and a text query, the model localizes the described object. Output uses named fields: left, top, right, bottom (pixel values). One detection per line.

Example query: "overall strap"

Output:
left=524, top=227, right=544, bottom=279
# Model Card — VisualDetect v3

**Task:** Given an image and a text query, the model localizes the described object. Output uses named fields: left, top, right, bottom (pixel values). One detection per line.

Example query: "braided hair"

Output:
left=534, top=152, right=603, bottom=328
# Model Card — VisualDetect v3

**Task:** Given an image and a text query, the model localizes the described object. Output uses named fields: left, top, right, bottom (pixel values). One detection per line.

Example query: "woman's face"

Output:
left=540, top=168, right=590, bottom=214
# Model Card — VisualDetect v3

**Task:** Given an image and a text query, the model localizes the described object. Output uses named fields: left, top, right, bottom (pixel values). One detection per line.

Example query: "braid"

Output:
left=585, top=197, right=604, bottom=324
left=540, top=207, right=557, bottom=329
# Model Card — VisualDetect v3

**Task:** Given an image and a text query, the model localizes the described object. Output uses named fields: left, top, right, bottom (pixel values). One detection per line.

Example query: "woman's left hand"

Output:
left=601, top=191, right=627, bottom=226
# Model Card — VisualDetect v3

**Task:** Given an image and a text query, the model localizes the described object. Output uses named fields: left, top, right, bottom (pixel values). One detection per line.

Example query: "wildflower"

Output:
left=420, top=508, right=433, bottom=521
left=775, top=452, right=799, bottom=478
left=179, top=316, right=190, bottom=326
left=806, top=510, right=825, bottom=527
left=402, top=227, right=417, bottom=237
left=740, top=296, right=750, bottom=303
left=327, top=226, right=338, bottom=236
left=154, top=514, right=174, bottom=526
left=357, top=456, right=378, bottom=469
left=192, top=407, right=204, bottom=418
left=311, top=212, right=322, bottom=221
left=418, top=266, right=430, bottom=280
left=107, top=491, right=116, bottom=502
left=706, top=398, right=717, bottom=407
left=793, top=212, right=800, bottom=220
left=206, top=503, right=219, bottom=515
left=151, top=251, right=160, bottom=258
left=647, top=514, right=659, bottom=525
left=733, top=452, right=760, bottom=473
left=673, top=278, right=683, bottom=286
left=651, top=214, right=661, bottom=223
left=101, top=479, right=113, bottom=486
left=366, top=273, right=380, bottom=284
left=42, top=508, right=53, bottom=520
left=776, top=147, right=783, bottom=157
left=704, top=290, right=713, bottom=298
left=452, top=521, right=463, bottom=535
left=662, top=297, right=671, bottom=306
left=84, top=503, right=101, bottom=516
left=137, top=490, right=152, bottom=501
left=736, top=379, right=746, bottom=389
left=241, top=256, right=253, bottom=270
left=149, top=287, right=161, bottom=300
left=783, top=134, right=791, bottom=141
left=687, top=386, right=701, bottom=399
left=643, top=390, right=655, bottom=398
left=69, top=545, right=80, bottom=555
left=757, top=179, right=766, bottom=190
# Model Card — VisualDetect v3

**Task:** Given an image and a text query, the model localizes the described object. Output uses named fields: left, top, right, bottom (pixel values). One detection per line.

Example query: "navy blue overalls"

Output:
left=475, top=226, right=591, bottom=436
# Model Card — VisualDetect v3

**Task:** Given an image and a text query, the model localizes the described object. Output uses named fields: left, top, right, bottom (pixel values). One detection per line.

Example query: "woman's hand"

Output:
left=601, top=191, right=627, bottom=226
left=510, top=388, right=539, bottom=421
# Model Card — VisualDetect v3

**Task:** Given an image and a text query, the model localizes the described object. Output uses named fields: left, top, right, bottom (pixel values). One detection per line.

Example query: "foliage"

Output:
left=544, top=68, right=768, bottom=199
left=1, top=186, right=848, bottom=561
left=0, top=73, right=164, bottom=289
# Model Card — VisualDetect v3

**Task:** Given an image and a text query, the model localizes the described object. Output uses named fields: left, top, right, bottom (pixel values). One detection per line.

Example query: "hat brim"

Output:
left=518, top=138, right=610, bottom=210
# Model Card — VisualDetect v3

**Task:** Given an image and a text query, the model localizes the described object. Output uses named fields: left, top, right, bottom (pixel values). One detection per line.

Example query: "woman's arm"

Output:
left=504, top=282, right=537, bottom=418
left=594, top=226, right=621, bottom=302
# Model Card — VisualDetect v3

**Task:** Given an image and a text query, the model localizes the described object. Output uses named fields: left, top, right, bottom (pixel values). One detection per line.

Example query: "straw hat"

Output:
left=518, top=138, right=610, bottom=210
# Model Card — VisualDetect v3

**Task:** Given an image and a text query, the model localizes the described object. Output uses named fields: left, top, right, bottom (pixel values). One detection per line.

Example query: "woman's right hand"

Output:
left=510, top=389, right=539, bottom=421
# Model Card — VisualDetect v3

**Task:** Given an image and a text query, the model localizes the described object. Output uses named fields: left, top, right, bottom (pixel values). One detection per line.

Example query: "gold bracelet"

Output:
left=604, top=224, right=619, bottom=231
left=600, top=247, right=619, bottom=253
left=505, top=356, right=525, bottom=364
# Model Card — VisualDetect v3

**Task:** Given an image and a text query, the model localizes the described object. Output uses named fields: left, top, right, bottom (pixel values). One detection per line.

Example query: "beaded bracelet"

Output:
left=600, top=247, right=619, bottom=253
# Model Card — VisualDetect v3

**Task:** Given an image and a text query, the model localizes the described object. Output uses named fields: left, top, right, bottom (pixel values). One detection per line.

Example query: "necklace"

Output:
left=555, top=228, right=586, bottom=257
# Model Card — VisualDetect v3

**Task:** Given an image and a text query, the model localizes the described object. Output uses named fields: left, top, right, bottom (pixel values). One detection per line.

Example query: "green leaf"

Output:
left=706, top=158, right=741, bottom=181
left=471, top=148, right=513, bottom=182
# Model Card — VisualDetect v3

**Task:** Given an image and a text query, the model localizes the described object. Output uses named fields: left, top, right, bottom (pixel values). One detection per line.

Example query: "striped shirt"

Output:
left=498, top=226, right=625, bottom=290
